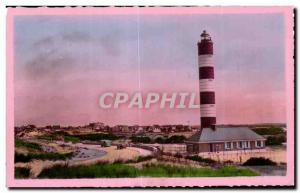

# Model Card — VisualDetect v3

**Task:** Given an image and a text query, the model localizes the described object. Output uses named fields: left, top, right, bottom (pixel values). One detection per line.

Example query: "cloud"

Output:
left=61, top=31, right=91, bottom=42
left=24, top=49, right=76, bottom=81
left=25, top=30, right=124, bottom=79
left=32, top=29, right=125, bottom=57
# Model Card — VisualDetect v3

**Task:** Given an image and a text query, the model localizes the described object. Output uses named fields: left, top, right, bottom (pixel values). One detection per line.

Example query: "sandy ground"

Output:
left=200, top=147, right=286, bottom=164
left=15, top=147, right=31, bottom=155
left=45, top=142, right=75, bottom=153
left=15, top=144, right=152, bottom=178
left=129, top=147, right=152, bottom=156
left=70, top=146, right=145, bottom=165
left=15, top=160, right=66, bottom=178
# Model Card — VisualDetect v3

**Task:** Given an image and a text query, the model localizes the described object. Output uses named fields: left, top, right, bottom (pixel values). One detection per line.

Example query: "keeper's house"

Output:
left=186, top=127, right=266, bottom=153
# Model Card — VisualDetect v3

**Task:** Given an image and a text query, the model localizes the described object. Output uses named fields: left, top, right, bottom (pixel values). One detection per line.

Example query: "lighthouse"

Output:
left=198, top=30, right=216, bottom=129
left=185, top=30, right=266, bottom=154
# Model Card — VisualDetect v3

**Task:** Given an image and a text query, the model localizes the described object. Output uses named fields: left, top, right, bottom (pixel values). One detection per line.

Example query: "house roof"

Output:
left=187, top=127, right=265, bottom=143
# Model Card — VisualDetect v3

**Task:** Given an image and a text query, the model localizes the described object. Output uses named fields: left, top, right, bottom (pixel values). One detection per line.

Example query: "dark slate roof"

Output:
left=187, top=127, right=265, bottom=143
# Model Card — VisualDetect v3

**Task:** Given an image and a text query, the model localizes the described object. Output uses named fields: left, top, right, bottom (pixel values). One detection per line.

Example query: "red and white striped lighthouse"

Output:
left=198, top=30, right=216, bottom=129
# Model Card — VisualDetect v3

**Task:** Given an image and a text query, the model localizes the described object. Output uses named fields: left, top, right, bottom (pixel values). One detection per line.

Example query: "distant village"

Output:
left=15, top=122, right=286, bottom=136
left=15, top=122, right=199, bottom=137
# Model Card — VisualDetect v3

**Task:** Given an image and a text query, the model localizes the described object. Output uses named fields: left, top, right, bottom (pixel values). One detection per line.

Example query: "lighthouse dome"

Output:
left=198, top=30, right=213, bottom=55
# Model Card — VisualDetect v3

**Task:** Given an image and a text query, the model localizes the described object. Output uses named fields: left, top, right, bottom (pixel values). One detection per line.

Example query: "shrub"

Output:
left=15, top=138, right=42, bottom=151
left=253, top=127, right=284, bottom=135
left=130, top=136, right=151, bottom=143
left=243, top=157, right=277, bottom=166
left=154, top=135, right=187, bottom=144
left=185, top=155, right=216, bottom=164
left=74, top=133, right=119, bottom=141
left=15, top=153, right=31, bottom=162
left=165, top=135, right=186, bottom=144
left=136, top=155, right=154, bottom=162
left=113, top=158, right=125, bottom=164
left=37, top=134, right=58, bottom=141
left=266, top=135, right=286, bottom=146
left=174, top=153, right=183, bottom=158
left=154, top=137, right=166, bottom=144
left=15, top=167, right=30, bottom=179
left=54, top=131, right=70, bottom=136
left=15, top=152, right=74, bottom=163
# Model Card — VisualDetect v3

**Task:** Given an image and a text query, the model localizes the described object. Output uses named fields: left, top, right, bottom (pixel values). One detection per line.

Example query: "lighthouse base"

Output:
left=201, top=117, right=216, bottom=128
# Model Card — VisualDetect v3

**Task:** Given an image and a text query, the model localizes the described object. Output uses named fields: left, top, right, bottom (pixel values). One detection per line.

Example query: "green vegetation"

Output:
left=266, top=135, right=286, bottom=146
left=253, top=126, right=284, bottom=135
left=243, top=157, right=277, bottom=166
left=64, top=135, right=80, bottom=143
left=154, top=137, right=165, bottom=144
left=15, top=167, right=30, bottom=179
left=252, top=126, right=286, bottom=146
left=15, top=138, right=42, bottom=151
left=38, top=163, right=259, bottom=178
left=185, top=155, right=216, bottom=164
left=37, top=134, right=58, bottom=141
left=53, top=130, right=70, bottom=136
left=73, top=133, right=119, bottom=141
left=15, top=152, right=73, bottom=163
left=37, top=133, right=120, bottom=143
left=130, top=136, right=151, bottom=143
left=136, top=155, right=154, bottom=162
left=155, top=135, right=186, bottom=144
left=131, top=135, right=186, bottom=144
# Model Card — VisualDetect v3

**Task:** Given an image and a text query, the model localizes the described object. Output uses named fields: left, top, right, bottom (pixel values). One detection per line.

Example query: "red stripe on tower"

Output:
left=198, top=30, right=216, bottom=129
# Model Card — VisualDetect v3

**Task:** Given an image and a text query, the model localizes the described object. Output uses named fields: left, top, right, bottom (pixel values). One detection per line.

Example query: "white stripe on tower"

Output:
left=199, top=79, right=215, bottom=92
left=198, top=55, right=214, bottom=67
left=198, top=30, right=216, bottom=129
left=200, top=104, right=216, bottom=117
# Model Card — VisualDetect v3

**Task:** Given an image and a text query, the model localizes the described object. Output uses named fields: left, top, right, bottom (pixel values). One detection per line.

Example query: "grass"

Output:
left=37, top=134, right=58, bottom=141
left=15, top=138, right=42, bottom=151
left=15, top=152, right=74, bottom=163
left=64, top=135, right=80, bottom=143
left=37, top=163, right=259, bottom=178
left=15, top=167, right=30, bottom=179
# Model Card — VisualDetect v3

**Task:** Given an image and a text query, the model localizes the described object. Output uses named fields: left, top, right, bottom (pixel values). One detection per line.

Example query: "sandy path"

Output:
left=15, top=144, right=153, bottom=178
left=128, top=147, right=152, bottom=156
left=70, top=146, right=141, bottom=165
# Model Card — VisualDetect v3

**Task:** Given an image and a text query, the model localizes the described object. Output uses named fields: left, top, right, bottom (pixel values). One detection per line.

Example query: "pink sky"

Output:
left=13, top=13, right=286, bottom=126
